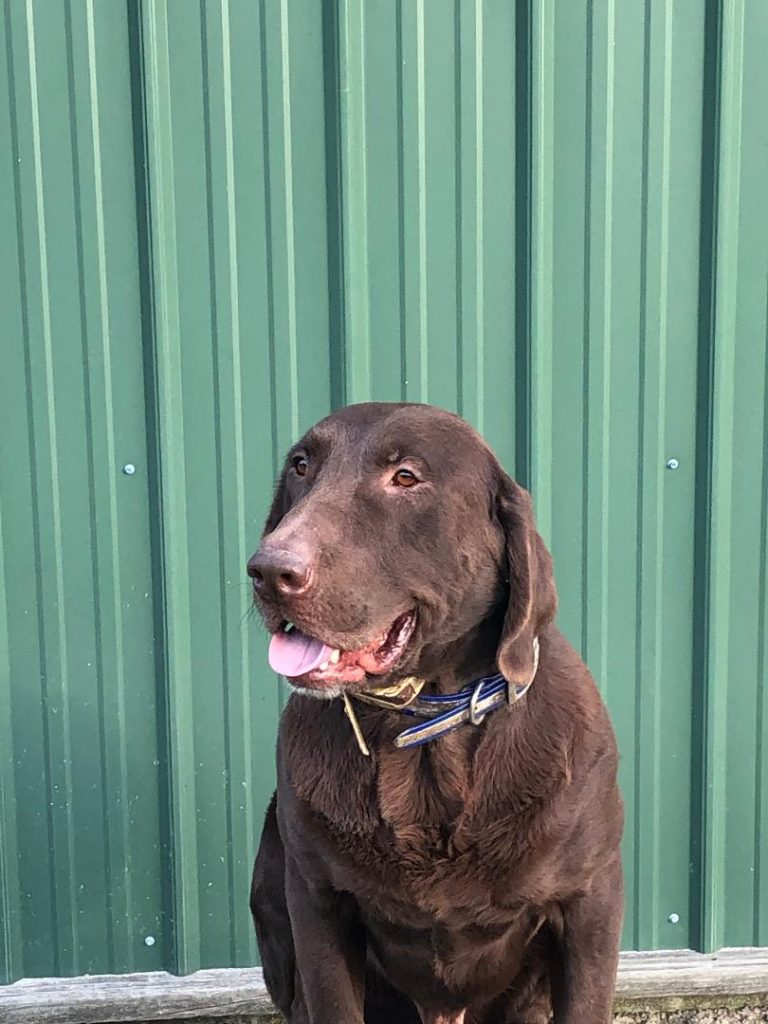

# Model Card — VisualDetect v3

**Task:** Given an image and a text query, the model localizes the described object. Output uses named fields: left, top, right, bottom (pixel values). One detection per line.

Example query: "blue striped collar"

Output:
left=342, top=638, right=540, bottom=756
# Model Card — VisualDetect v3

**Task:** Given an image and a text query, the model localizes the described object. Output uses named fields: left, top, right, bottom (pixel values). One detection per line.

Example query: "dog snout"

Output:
left=247, top=544, right=315, bottom=600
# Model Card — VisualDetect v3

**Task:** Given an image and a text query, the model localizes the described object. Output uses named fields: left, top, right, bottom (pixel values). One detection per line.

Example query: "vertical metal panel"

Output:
left=700, top=0, right=768, bottom=951
left=1, top=0, right=767, bottom=986
left=530, top=0, right=708, bottom=953
left=335, top=0, right=520, bottom=467
left=137, top=0, right=335, bottom=974
left=0, top=0, right=165, bottom=980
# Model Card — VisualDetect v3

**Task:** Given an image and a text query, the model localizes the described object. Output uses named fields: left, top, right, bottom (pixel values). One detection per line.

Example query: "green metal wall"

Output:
left=1, top=0, right=766, bottom=985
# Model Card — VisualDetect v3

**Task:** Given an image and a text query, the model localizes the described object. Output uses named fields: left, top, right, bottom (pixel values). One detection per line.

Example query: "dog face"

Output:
left=248, top=403, right=555, bottom=695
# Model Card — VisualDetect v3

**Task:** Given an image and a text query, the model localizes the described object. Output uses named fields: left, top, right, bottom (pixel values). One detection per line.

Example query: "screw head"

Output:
left=666, top=458, right=679, bottom=470
left=123, top=463, right=136, bottom=476
left=667, top=913, right=680, bottom=924
left=144, top=935, right=156, bottom=947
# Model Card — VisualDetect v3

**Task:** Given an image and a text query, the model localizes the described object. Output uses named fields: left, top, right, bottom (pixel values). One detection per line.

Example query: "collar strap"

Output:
left=344, top=638, right=540, bottom=755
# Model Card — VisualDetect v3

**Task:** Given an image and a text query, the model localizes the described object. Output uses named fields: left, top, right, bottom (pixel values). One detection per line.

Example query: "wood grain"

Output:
left=1, top=950, right=766, bottom=1023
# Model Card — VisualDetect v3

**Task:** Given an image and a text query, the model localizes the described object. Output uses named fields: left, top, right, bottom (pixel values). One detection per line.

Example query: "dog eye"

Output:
left=392, top=468, right=419, bottom=488
left=292, top=456, right=308, bottom=477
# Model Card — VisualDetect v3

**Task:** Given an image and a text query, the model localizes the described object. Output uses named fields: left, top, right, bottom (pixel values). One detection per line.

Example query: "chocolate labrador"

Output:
left=248, top=403, right=623, bottom=1024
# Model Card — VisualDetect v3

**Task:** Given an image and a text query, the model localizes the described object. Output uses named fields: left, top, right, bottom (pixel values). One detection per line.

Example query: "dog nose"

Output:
left=247, top=546, right=315, bottom=598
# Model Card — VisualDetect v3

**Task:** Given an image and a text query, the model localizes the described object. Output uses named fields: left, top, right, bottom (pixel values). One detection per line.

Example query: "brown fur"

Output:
left=248, top=403, right=623, bottom=1024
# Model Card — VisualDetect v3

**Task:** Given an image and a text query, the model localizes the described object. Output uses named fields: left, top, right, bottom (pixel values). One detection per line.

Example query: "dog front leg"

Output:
left=552, top=856, right=623, bottom=1024
left=285, top=856, right=366, bottom=1024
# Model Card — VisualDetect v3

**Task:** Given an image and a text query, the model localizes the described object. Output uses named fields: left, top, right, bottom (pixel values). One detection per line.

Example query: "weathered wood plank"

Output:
left=0, top=969, right=274, bottom=1023
left=618, top=948, right=768, bottom=998
left=1, top=950, right=766, bottom=1023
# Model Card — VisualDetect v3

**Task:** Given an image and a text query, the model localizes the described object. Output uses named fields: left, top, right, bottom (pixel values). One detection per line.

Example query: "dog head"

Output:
left=248, top=403, right=556, bottom=696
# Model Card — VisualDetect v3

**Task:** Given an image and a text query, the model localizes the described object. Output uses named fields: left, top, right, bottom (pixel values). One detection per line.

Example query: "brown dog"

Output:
left=248, top=403, right=623, bottom=1024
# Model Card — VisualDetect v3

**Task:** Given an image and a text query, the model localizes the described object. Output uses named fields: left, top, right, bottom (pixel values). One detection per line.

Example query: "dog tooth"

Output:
left=330, top=650, right=341, bottom=664
left=319, top=661, right=329, bottom=671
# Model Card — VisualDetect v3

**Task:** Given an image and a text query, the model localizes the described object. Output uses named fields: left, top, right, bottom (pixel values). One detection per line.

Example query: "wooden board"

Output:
left=617, top=947, right=768, bottom=998
left=1, top=950, right=767, bottom=1023
left=0, top=969, right=274, bottom=1023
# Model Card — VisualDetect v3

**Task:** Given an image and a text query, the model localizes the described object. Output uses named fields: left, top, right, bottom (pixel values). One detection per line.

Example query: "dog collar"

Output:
left=342, top=638, right=540, bottom=756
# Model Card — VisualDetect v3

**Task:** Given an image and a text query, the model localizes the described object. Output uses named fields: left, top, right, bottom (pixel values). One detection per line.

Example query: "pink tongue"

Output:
left=269, top=628, right=335, bottom=678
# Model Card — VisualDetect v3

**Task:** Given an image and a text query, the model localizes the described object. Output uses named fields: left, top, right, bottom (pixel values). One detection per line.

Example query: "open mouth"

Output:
left=268, top=611, right=416, bottom=688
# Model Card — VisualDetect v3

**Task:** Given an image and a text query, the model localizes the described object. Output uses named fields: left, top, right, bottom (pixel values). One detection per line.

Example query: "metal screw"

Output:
left=666, top=458, right=679, bottom=470
left=144, top=935, right=156, bottom=947
left=123, top=463, right=136, bottom=476
left=667, top=913, right=680, bottom=924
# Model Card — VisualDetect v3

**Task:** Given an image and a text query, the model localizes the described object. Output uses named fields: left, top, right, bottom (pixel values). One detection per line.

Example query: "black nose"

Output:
left=247, top=545, right=315, bottom=598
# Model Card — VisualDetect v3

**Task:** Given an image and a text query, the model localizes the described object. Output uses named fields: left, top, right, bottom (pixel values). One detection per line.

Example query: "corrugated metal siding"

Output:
left=528, top=0, right=706, bottom=954
left=700, top=0, right=768, bottom=951
left=137, top=0, right=334, bottom=973
left=0, top=0, right=166, bottom=981
left=1, top=0, right=766, bottom=984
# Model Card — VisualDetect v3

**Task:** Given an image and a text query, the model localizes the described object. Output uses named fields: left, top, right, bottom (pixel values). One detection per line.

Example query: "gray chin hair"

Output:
left=291, top=684, right=346, bottom=701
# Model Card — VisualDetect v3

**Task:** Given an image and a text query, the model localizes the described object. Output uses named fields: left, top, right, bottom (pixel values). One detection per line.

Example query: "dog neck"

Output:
left=415, top=607, right=506, bottom=693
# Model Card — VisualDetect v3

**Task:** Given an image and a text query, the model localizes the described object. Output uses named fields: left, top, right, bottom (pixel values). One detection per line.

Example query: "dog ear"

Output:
left=263, top=468, right=289, bottom=536
left=495, top=472, right=557, bottom=683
